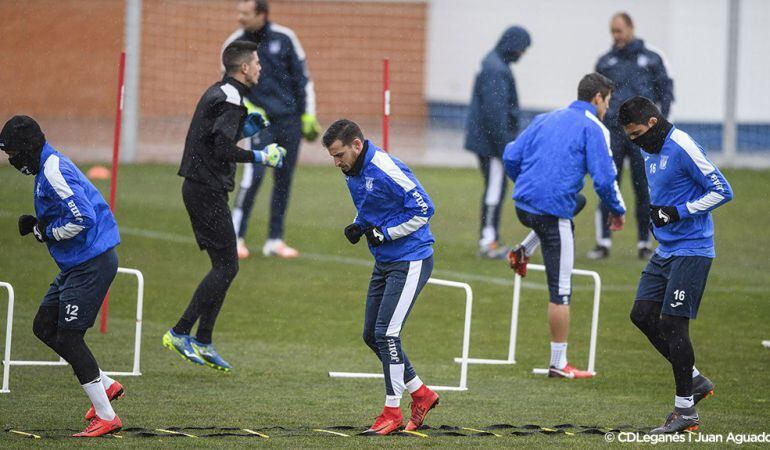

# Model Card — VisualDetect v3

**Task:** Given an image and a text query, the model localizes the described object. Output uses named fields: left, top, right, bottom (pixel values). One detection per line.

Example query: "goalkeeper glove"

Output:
left=18, top=215, right=47, bottom=242
left=301, top=113, right=321, bottom=142
left=650, top=205, right=680, bottom=227
left=253, top=143, right=287, bottom=169
left=242, top=112, right=269, bottom=138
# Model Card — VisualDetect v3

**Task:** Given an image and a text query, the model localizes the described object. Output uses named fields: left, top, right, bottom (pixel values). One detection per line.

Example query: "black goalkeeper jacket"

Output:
left=178, top=76, right=256, bottom=192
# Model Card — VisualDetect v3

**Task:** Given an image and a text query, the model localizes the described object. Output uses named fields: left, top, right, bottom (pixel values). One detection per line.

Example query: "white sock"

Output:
left=82, top=377, right=115, bottom=420
left=385, top=395, right=401, bottom=408
left=521, top=231, right=540, bottom=257
left=406, top=376, right=423, bottom=394
left=550, top=342, right=568, bottom=369
left=99, top=370, right=115, bottom=390
left=675, top=395, right=694, bottom=409
left=692, top=366, right=700, bottom=378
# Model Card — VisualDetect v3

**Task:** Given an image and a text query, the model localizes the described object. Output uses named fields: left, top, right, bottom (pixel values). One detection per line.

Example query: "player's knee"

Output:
left=362, top=330, right=376, bottom=349
left=32, top=307, right=58, bottom=345
left=630, top=304, right=650, bottom=330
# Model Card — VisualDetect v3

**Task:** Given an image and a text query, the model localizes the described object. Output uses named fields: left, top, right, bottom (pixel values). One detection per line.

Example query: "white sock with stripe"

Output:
left=405, top=376, right=423, bottom=394
left=521, top=231, right=540, bottom=257
left=675, top=395, right=694, bottom=409
left=99, top=370, right=115, bottom=390
left=82, top=377, right=115, bottom=420
left=385, top=395, right=401, bottom=408
left=550, top=342, right=568, bottom=369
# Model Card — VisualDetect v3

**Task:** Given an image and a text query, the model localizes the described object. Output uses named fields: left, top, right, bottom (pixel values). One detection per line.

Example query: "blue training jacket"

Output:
left=502, top=100, right=626, bottom=219
left=33, top=143, right=120, bottom=271
left=346, top=141, right=435, bottom=263
left=644, top=127, right=732, bottom=258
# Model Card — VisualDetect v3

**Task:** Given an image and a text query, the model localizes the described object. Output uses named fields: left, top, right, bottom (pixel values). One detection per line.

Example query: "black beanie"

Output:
left=0, top=115, right=46, bottom=155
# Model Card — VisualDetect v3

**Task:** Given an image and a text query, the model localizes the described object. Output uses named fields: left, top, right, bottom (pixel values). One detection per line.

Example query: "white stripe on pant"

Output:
left=557, top=219, right=574, bottom=297
left=385, top=260, right=422, bottom=401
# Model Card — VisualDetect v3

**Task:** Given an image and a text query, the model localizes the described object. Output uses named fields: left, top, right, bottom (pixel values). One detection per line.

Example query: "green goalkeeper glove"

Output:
left=244, top=99, right=270, bottom=126
left=253, top=143, right=287, bottom=169
left=301, top=113, right=321, bottom=142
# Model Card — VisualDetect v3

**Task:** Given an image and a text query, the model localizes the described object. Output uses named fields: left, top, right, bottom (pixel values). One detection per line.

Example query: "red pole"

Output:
left=382, top=58, right=390, bottom=152
left=100, top=51, right=126, bottom=334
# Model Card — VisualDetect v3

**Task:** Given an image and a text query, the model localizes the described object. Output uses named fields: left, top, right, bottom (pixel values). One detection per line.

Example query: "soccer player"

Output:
left=164, top=40, right=286, bottom=372
left=224, top=0, right=321, bottom=259
left=589, top=12, right=674, bottom=260
left=1, top=116, right=123, bottom=437
left=620, top=96, right=732, bottom=433
left=323, top=119, right=440, bottom=435
left=503, top=73, right=627, bottom=378
left=465, top=26, right=531, bottom=259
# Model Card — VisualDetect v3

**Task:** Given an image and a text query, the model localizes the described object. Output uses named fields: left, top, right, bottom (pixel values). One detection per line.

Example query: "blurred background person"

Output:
left=225, top=0, right=321, bottom=259
left=588, top=12, right=674, bottom=260
left=464, top=26, right=531, bottom=259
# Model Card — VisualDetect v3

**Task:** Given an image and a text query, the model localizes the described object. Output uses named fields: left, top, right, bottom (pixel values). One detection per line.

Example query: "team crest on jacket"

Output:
left=637, top=54, right=649, bottom=67
left=269, top=40, right=281, bottom=54
left=365, top=177, right=374, bottom=192
left=660, top=155, right=669, bottom=170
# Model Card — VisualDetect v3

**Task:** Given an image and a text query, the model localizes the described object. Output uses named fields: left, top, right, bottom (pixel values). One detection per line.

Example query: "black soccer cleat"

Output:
left=586, top=245, right=610, bottom=260
left=650, top=407, right=699, bottom=434
left=692, top=374, right=715, bottom=405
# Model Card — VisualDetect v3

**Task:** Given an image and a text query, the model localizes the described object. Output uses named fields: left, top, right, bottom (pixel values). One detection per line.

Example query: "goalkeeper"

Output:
left=224, top=0, right=321, bottom=259
left=166, top=40, right=286, bottom=372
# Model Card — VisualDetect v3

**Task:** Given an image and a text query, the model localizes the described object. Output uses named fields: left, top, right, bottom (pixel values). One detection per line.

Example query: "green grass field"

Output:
left=0, top=162, right=768, bottom=448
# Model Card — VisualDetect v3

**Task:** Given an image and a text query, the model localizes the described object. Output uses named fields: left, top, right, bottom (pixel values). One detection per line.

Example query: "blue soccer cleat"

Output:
left=162, top=329, right=205, bottom=366
left=190, top=339, right=232, bottom=372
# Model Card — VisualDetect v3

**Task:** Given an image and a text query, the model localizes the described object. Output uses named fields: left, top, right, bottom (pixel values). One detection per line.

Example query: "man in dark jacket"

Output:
left=224, top=0, right=320, bottom=260
left=165, top=40, right=285, bottom=373
left=464, top=26, right=531, bottom=259
left=589, top=12, right=674, bottom=260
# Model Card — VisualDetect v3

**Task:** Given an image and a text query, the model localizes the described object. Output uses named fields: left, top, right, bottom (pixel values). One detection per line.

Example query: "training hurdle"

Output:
left=452, top=263, right=601, bottom=376
left=329, top=277, right=473, bottom=392
left=1, top=267, right=144, bottom=393
left=763, top=341, right=770, bottom=349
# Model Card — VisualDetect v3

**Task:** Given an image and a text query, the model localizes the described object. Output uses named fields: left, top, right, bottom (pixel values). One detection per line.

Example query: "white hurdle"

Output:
left=763, top=340, right=770, bottom=349
left=329, top=277, right=473, bottom=392
left=453, top=263, right=602, bottom=376
left=1, top=267, right=144, bottom=393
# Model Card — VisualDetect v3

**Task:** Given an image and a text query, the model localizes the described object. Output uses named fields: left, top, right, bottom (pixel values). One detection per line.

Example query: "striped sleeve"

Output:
left=370, top=152, right=434, bottom=241
left=42, top=155, right=96, bottom=241
left=671, top=129, right=733, bottom=218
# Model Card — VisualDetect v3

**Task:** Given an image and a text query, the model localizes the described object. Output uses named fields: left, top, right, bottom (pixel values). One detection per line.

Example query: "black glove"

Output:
left=344, top=223, right=366, bottom=244
left=650, top=205, right=680, bottom=227
left=19, top=215, right=47, bottom=242
left=18, top=215, right=37, bottom=236
left=364, top=226, right=386, bottom=247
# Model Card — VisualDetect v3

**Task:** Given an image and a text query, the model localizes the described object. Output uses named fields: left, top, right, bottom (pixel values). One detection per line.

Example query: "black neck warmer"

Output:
left=632, top=118, right=673, bottom=154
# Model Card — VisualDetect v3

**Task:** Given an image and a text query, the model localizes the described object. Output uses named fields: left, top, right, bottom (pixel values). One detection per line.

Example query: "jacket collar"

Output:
left=569, top=100, right=598, bottom=117
left=222, top=76, right=250, bottom=97
left=344, top=140, right=372, bottom=177
left=242, top=21, right=269, bottom=43
left=36, top=142, right=56, bottom=175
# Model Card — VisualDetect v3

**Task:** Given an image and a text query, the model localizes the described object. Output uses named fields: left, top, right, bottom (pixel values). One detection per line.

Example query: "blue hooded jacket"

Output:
left=596, top=39, right=674, bottom=126
left=345, top=141, right=435, bottom=263
left=503, top=101, right=626, bottom=219
left=33, top=143, right=120, bottom=271
left=465, top=26, right=531, bottom=157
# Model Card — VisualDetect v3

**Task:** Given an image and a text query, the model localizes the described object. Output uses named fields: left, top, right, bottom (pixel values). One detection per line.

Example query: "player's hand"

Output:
left=18, top=215, right=47, bottom=242
left=364, top=226, right=386, bottom=247
left=650, top=205, right=679, bottom=227
left=242, top=112, right=270, bottom=138
left=344, top=223, right=366, bottom=244
left=608, top=213, right=625, bottom=231
left=254, top=144, right=287, bottom=169
left=301, top=113, right=321, bottom=142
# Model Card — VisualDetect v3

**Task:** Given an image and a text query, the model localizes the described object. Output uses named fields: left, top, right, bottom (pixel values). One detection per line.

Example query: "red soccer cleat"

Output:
left=548, top=363, right=594, bottom=379
left=73, top=415, right=122, bottom=437
left=405, top=385, right=439, bottom=431
left=85, top=380, right=124, bottom=421
left=366, top=406, right=403, bottom=435
left=507, top=245, right=529, bottom=277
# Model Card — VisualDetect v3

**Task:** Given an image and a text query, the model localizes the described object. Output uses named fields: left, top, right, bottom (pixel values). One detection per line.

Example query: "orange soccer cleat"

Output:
left=366, top=406, right=403, bottom=435
left=548, top=363, right=594, bottom=379
left=73, top=415, right=123, bottom=437
left=507, top=245, right=529, bottom=277
left=405, top=385, right=439, bottom=431
left=85, top=380, right=124, bottom=421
